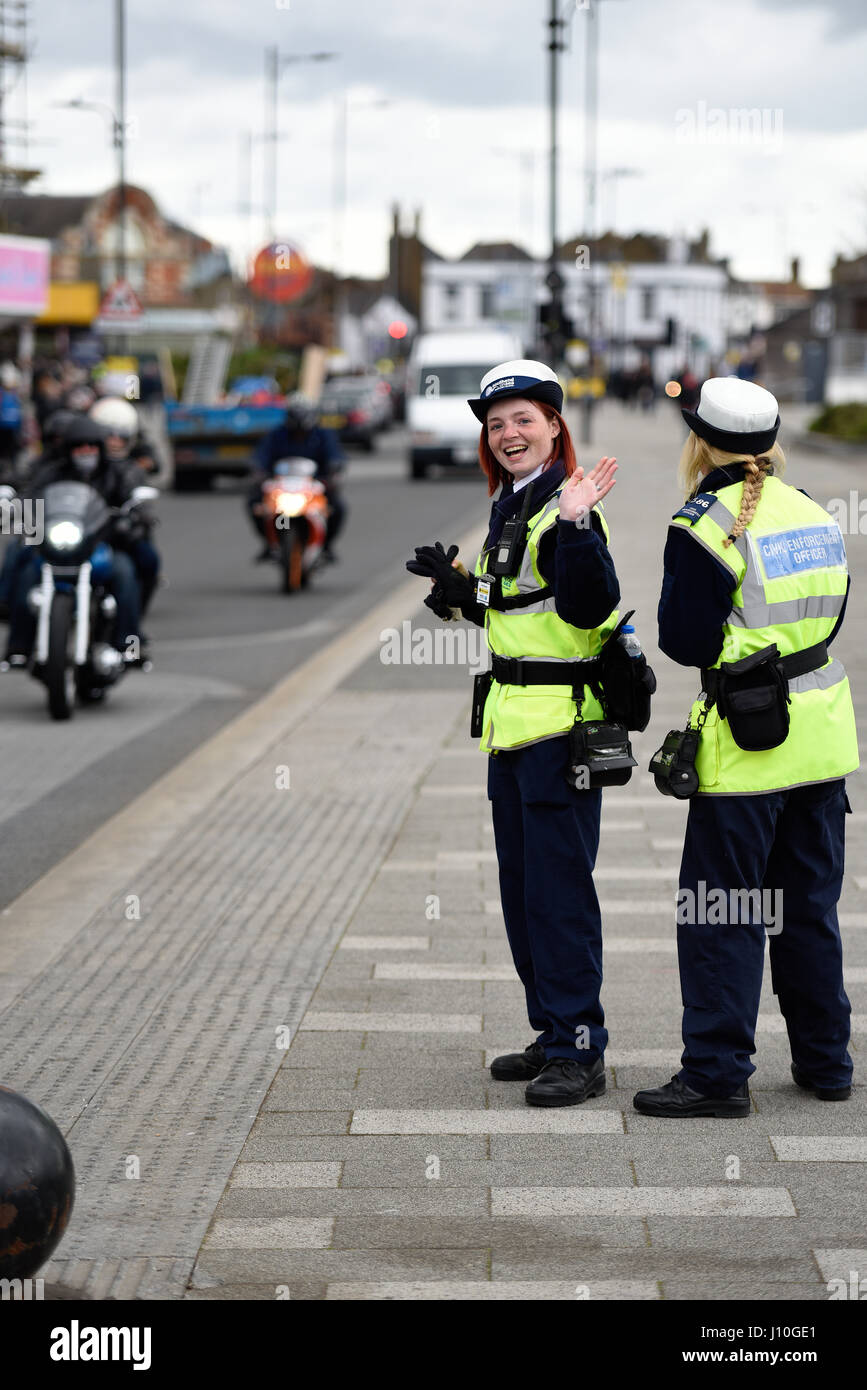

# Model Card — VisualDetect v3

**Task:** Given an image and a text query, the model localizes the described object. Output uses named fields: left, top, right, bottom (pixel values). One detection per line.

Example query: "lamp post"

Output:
left=263, top=47, right=338, bottom=246
left=332, top=93, right=390, bottom=356
left=57, top=88, right=131, bottom=351
left=577, top=0, right=628, bottom=443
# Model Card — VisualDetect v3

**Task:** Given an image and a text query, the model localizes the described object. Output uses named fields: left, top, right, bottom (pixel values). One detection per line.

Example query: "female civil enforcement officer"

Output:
left=407, top=360, right=623, bottom=1107
left=634, top=377, right=859, bottom=1118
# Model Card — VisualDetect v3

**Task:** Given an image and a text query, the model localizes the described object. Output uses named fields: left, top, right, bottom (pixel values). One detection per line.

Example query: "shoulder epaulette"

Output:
left=671, top=491, right=720, bottom=526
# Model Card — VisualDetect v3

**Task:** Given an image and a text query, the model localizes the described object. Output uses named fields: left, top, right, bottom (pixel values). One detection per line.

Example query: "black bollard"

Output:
left=0, top=1084, right=75, bottom=1280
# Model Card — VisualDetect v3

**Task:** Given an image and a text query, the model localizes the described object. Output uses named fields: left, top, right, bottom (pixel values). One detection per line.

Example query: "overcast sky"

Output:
left=19, top=0, right=867, bottom=287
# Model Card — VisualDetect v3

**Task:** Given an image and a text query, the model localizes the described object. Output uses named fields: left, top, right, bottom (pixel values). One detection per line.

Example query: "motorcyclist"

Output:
left=247, top=392, right=347, bottom=562
left=2, top=416, right=145, bottom=669
left=0, top=409, right=77, bottom=622
left=89, top=397, right=162, bottom=628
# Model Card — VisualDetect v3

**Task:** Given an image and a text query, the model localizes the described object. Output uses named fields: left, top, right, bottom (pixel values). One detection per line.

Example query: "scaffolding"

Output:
left=0, top=0, right=39, bottom=191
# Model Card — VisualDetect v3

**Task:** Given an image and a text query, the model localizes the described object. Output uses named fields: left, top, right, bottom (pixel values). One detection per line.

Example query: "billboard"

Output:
left=0, top=234, right=50, bottom=317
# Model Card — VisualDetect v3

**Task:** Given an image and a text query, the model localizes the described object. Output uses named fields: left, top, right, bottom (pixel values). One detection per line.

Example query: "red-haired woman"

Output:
left=407, top=359, right=623, bottom=1106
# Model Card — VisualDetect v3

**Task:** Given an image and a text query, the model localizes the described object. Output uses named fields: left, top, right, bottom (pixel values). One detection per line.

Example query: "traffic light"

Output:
left=537, top=301, right=574, bottom=347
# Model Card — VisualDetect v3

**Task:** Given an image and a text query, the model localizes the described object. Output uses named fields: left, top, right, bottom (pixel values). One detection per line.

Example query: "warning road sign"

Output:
left=99, top=280, right=143, bottom=321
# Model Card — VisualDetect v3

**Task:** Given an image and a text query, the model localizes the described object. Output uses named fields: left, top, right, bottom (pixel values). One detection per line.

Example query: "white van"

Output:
left=406, top=330, right=523, bottom=479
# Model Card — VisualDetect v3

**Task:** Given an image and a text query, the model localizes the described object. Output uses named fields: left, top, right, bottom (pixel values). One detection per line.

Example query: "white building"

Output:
left=422, top=237, right=733, bottom=383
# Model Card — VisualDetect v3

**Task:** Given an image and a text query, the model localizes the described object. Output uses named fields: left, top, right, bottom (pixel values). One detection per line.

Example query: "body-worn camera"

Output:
left=569, top=719, right=637, bottom=789
left=649, top=727, right=701, bottom=799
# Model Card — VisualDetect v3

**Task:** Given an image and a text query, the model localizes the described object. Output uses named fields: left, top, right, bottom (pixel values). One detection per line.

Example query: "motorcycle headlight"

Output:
left=275, top=491, right=307, bottom=517
left=47, top=520, right=84, bottom=549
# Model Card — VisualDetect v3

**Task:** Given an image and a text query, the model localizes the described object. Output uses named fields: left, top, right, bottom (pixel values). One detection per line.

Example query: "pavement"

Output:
left=2, top=398, right=866, bottom=1302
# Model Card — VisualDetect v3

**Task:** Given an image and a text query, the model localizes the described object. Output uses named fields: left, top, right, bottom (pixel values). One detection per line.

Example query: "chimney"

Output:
left=790, top=256, right=800, bottom=284
left=392, top=204, right=400, bottom=238
left=413, top=206, right=421, bottom=237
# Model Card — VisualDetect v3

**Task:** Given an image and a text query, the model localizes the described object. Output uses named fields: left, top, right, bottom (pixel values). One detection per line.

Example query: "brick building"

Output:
left=0, top=184, right=231, bottom=307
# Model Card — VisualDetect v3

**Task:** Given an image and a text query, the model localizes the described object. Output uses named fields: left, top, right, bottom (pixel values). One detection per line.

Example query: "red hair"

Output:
left=477, top=404, right=577, bottom=496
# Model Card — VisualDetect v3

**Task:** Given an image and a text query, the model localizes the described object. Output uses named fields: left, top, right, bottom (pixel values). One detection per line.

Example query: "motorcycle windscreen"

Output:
left=40, top=480, right=112, bottom=535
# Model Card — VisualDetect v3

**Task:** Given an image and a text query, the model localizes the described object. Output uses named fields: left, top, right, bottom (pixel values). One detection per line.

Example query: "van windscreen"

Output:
left=415, top=364, right=486, bottom=396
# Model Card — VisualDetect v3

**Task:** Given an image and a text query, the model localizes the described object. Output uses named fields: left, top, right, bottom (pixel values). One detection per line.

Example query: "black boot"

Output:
left=633, top=1073, right=750, bottom=1118
left=791, top=1062, right=851, bottom=1102
left=524, top=1056, right=606, bottom=1107
left=490, top=1041, right=546, bottom=1081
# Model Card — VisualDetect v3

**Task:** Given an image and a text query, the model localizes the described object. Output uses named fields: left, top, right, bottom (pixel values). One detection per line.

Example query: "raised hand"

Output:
left=558, top=455, right=618, bottom=522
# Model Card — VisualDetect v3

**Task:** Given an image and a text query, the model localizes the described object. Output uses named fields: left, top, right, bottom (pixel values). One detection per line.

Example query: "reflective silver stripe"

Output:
left=491, top=652, right=592, bottom=665
left=726, top=591, right=845, bottom=628
left=789, top=657, right=847, bottom=696
left=676, top=523, right=743, bottom=578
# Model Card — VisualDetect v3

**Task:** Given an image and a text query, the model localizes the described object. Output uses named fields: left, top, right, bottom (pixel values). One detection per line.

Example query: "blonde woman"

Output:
left=634, top=377, right=858, bottom=1117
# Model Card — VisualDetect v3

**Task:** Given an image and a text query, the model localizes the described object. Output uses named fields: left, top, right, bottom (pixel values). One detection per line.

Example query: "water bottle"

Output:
left=618, top=623, right=643, bottom=659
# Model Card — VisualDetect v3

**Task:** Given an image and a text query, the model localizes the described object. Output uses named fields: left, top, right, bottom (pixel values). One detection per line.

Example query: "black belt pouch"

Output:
left=471, top=671, right=494, bottom=738
left=717, top=646, right=790, bottom=752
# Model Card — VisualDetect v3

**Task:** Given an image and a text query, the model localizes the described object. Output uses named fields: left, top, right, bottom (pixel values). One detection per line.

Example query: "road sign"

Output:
left=545, top=267, right=565, bottom=292
left=98, top=280, right=143, bottom=321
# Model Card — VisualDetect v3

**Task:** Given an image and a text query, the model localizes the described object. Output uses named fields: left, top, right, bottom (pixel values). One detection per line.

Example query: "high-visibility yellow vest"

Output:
left=474, top=484, right=619, bottom=751
left=671, top=474, right=858, bottom=794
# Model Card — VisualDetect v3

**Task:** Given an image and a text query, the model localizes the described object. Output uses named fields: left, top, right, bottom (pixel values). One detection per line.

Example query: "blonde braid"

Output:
left=722, top=457, right=772, bottom=548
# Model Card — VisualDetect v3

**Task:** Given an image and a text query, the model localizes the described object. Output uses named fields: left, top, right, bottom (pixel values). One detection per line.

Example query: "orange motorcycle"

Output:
left=256, top=458, right=330, bottom=593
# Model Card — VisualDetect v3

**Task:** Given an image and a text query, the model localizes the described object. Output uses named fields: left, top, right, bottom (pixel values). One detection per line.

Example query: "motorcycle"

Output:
left=19, top=479, right=158, bottom=720
left=254, top=458, right=330, bottom=593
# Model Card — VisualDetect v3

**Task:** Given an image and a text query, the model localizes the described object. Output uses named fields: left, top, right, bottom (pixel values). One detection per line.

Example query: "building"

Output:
left=0, top=185, right=236, bottom=353
left=824, top=249, right=867, bottom=404
left=422, top=228, right=730, bottom=383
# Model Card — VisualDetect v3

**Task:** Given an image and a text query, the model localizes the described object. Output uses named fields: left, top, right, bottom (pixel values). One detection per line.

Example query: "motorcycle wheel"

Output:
left=75, top=668, right=107, bottom=704
left=45, top=591, right=76, bottom=721
left=279, top=521, right=306, bottom=594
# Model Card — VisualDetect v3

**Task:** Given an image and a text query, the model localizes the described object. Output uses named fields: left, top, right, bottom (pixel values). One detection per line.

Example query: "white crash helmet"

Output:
left=89, top=396, right=139, bottom=439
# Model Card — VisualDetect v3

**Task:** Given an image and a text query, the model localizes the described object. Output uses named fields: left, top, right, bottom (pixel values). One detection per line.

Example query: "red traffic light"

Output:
left=387, top=320, right=408, bottom=339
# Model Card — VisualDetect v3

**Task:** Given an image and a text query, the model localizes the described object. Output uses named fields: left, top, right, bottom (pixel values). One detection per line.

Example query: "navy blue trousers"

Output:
left=677, top=779, right=852, bottom=1095
left=488, top=734, right=607, bottom=1061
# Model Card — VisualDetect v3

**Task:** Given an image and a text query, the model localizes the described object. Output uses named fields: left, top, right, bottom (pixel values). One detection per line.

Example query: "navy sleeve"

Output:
left=535, top=512, right=620, bottom=629
left=253, top=430, right=278, bottom=471
left=657, top=525, right=737, bottom=667
left=314, top=426, right=345, bottom=473
left=827, top=575, right=850, bottom=647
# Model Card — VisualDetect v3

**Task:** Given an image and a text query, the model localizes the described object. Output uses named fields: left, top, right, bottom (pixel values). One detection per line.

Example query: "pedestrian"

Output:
left=407, top=359, right=654, bottom=1106
left=635, top=377, right=859, bottom=1117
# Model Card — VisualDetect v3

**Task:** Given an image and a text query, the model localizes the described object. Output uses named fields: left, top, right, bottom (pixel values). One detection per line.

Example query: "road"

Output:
left=0, top=426, right=486, bottom=907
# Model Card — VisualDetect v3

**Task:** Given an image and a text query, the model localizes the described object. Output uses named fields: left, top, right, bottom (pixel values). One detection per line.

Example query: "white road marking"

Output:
left=324, top=1280, right=661, bottom=1300
left=204, top=1217, right=334, bottom=1248
left=301, top=1012, right=481, bottom=1033
left=340, top=936, right=430, bottom=951
left=770, top=1139, right=867, bottom=1162
left=491, top=1187, right=796, bottom=1216
left=350, top=1109, right=622, bottom=1134
left=230, top=1162, right=342, bottom=1187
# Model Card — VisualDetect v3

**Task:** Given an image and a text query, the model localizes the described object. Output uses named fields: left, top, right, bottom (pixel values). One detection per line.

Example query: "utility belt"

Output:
left=701, top=638, right=828, bottom=753
left=649, top=638, right=829, bottom=799
left=472, top=612, right=657, bottom=790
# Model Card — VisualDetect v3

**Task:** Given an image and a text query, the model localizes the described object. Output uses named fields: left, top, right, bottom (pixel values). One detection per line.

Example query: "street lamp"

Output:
left=601, top=165, right=642, bottom=235
left=55, top=96, right=130, bottom=293
left=577, top=0, right=629, bottom=443
left=264, top=47, right=338, bottom=245
left=331, top=93, right=390, bottom=355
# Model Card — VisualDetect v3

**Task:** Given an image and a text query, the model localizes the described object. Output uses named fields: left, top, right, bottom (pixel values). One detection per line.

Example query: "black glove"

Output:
left=423, top=582, right=459, bottom=621
left=406, top=541, right=475, bottom=608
